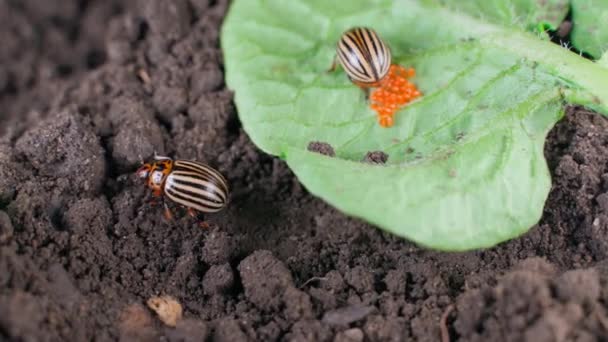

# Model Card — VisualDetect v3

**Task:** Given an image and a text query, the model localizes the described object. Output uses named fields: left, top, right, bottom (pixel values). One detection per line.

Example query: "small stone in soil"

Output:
left=322, top=304, right=376, bottom=326
left=147, top=295, right=183, bottom=327
left=362, top=151, right=389, bottom=164
left=307, top=141, right=335, bottom=157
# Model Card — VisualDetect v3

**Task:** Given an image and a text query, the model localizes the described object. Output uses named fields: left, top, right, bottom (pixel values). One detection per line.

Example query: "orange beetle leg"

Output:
left=163, top=202, right=174, bottom=221
left=326, top=56, right=338, bottom=73
left=360, top=86, right=371, bottom=100
left=187, top=207, right=197, bottom=218
left=185, top=207, right=208, bottom=228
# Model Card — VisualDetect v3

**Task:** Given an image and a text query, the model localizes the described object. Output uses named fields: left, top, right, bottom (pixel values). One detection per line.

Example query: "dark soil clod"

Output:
left=202, top=263, right=234, bottom=295
left=307, top=141, right=336, bottom=157
left=362, top=151, right=389, bottom=164
left=237, top=250, right=294, bottom=311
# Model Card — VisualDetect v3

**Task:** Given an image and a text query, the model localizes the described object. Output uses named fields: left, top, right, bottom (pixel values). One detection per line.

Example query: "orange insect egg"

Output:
left=367, top=64, right=422, bottom=127
left=329, top=28, right=422, bottom=128
left=379, top=115, right=393, bottom=128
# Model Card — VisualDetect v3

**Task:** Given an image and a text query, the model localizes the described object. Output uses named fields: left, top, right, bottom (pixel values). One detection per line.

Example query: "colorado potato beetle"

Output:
left=136, top=155, right=229, bottom=224
left=328, top=27, right=422, bottom=128
left=329, top=27, right=392, bottom=88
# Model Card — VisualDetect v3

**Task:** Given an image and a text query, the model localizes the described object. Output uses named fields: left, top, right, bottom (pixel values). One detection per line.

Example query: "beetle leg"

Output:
left=361, top=86, right=370, bottom=100
left=163, top=202, right=174, bottom=221
left=184, top=207, right=208, bottom=228
left=326, top=56, right=337, bottom=73
left=187, top=207, right=197, bottom=218
left=354, top=84, right=370, bottom=100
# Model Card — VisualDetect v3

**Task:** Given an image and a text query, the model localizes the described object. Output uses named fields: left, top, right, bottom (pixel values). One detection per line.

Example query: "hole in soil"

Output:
left=447, top=272, right=465, bottom=295
left=136, top=20, right=149, bottom=42
left=56, top=64, right=74, bottom=78
left=0, top=195, right=12, bottom=210
left=225, top=106, right=242, bottom=137
left=49, top=207, right=65, bottom=231
left=186, top=0, right=199, bottom=24
left=154, top=112, right=174, bottom=134
left=374, top=276, right=387, bottom=293
left=1, top=73, right=17, bottom=96
left=77, top=0, right=91, bottom=15
left=99, top=135, right=124, bottom=204
left=86, top=49, right=106, bottom=69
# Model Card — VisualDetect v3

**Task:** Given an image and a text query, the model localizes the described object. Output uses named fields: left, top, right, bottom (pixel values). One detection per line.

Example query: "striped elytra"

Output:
left=164, top=160, right=229, bottom=213
left=137, top=156, right=229, bottom=215
left=336, top=27, right=392, bottom=86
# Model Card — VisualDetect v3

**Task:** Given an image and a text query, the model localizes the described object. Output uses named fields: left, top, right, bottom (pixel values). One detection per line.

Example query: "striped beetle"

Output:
left=329, top=27, right=392, bottom=89
left=136, top=155, right=229, bottom=224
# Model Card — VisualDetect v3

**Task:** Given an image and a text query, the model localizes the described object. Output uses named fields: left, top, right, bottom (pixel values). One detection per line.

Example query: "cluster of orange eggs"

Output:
left=369, top=65, right=421, bottom=128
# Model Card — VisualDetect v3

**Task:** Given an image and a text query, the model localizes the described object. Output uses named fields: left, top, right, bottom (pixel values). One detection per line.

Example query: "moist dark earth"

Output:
left=1, top=0, right=608, bottom=341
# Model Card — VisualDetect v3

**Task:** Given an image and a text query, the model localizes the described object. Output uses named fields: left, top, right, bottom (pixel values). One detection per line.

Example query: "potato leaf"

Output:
left=430, top=0, right=569, bottom=32
left=221, top=0, right=608, bottom=250
left=601, top=52, right=608, bottom=67
left=570, top=0, right=608, bottom=59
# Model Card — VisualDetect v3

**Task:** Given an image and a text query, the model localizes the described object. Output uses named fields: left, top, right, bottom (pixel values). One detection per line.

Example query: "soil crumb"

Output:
left=362, top=151, right=389, bottom=164
left=147, top=295, right=183, bottom=327
left=307, top=141, right=336, bottom=157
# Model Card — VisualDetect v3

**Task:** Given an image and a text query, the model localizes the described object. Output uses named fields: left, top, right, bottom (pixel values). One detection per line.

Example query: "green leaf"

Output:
left=221, top=0, right=608, bottom=250
left=570, top=0, right=608, bottom=59
left=601, top=52, right=608, bottom=67
left=428, top=0, right=569, bottom=32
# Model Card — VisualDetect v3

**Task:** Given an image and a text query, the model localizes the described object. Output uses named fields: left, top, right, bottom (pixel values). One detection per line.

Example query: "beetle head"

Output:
left=136, top=158, right=173, bottom=195
left=136, top=163, right=153, bottom=180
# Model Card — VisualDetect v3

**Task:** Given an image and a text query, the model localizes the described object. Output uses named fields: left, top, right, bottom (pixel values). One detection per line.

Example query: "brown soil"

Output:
left=1, top=1, right=608, bottom=341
